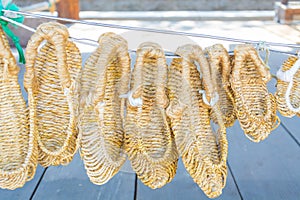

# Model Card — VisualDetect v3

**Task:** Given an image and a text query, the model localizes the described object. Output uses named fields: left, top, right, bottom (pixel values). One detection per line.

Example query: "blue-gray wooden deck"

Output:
left=1, top=21, right=300, bottom=200
left=1, top=112, right=299, bottom=200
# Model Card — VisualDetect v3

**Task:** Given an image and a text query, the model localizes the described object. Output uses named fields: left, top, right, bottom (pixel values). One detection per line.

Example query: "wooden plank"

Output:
left=227, top=121, right=300, bottom=200
left=32, top=154, right=135, bottom=200
left=279, top=116, right=300, bottom=145
left=18, top=63, right=28, bottom=102
left=136, top=159, right=241, bottom=200
left=0, top=166, right=46, bottom=200
left=56, top=0, right=80, bottom=20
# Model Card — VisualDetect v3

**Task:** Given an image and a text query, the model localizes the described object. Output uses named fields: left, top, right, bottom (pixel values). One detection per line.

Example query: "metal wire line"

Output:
left=1, top=11, right=298, bottom=57
left=0, top=15, right=182, bottom=58
left=3, top=9, right=300, bottom=49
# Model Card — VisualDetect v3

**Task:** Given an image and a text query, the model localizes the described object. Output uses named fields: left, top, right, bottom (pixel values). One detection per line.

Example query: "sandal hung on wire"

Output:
left=24, top=22, right=82, bottom=167
left=230, top=44, right=278, bottom=142
left=79, top=32, right=130, bottom=185
left=166, top=44, right=228, bottom=198
left=275, top=56, right=300, bottom=117
left=0, top=28, right=38, bottom=190
left=205, top=44, right=236, bottom=127
left=124, top=42, right=178, bottom=189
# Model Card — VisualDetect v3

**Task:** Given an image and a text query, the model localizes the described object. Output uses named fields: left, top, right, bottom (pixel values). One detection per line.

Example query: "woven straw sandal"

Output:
left=275, top=56, right=300, bottom=117
left=166, top=44, right=228, bottom=198
left=79, top=32, right=130, bottom=185
left=124, top=42, right=178, bottom=189
left=230, top=44, right=278, bottom=142
left=205, top=44, right=236, bottom=127
left=24, top=22, right=82, bottom=167
left=0, top=28, right=37, bottom=190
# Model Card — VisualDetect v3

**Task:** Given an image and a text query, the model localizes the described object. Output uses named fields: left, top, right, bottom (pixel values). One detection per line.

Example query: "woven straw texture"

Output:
left=0, top=28, right=38, bottom=190
left=79, top=32, right=130, bottom=185
left=124, top=42, right=178, bottom=189
left=205, top=44, right=236, bottom=127
left=275, top=56, right=300, bottom=117
left=24, top=22, right=82, bottom=167
left=166, top=44, right=228, bottom=198
left=230, top=44, right=277, bottom=142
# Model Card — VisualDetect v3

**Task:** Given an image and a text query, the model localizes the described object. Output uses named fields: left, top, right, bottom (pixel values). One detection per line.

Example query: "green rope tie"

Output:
left=0, top=0, right=25, bottom=64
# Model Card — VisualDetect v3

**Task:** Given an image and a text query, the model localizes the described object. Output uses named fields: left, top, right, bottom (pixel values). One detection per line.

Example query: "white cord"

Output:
left=277, top=58, right=300, bottom=82
left=0, top=16, right=36, bottom=33
left=120, top=91, right=143, bottom=107
left=276, top=58, right=300, bottom=113
left=199, top=90, right=219, bottom=107
left=285, top=79, right=300, bottom=113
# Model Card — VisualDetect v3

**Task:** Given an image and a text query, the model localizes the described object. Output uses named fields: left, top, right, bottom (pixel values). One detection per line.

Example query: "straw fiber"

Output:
left=24, top=22, right=82, bottom=167
left=79, top=32, right=130, bottom=185
left=166, top=44, right=228, bottom=198
left=125, top=42, right=178, bottom=189
left=0, top=27, right=38, bottom=190
left=230, top=44, right=278, bottom=142
left=205, top=44, right=236, bottom=127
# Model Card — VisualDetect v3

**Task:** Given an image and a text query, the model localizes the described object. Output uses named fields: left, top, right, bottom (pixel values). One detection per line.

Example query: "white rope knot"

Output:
left=256, top=41, right=270, bottom=67
left=285, top=79, right=300, bottom=113
left=199, top=90, right=219, bottom=107
left=119, top=91, right=143, bottom=107
left=64, top=88, right=70, bottom=96
left=276, top=58, right=300, bottom=113
left=276, top=58, right=300, bottom=82
left=256, top=41, right=267, bottom=52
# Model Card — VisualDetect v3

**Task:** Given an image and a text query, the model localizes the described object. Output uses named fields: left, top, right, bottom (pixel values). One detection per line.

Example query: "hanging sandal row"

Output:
left=0, top=21, right=297, bottom=199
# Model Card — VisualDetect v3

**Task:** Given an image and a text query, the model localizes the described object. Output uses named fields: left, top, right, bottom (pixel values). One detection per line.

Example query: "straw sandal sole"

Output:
left=0, top=28, right=37, bottom=189
left=25, top=22, right=82, bottom=167
left=125, top=42, right=178, bottom=189
left=230, top=44, right=278, bottom=142
left=79, top=32, right=130, bottom=185
left=167, top=44, right=228, bottom=198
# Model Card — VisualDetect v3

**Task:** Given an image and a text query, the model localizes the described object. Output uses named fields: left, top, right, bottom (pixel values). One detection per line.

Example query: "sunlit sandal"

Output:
left=166, top=44, right=228, bottom=198
left=0, top=28, right=38, bottom=189
left=24, top=22, right=82, bottom=167
left=230, top=44, right=278, bottom=142
left=79, top=32, right=130, bottom=184
left=205, top=44, right=236, bottom=127
left=124, top=42, right=178, bottom=189
left=275, top=55, right=300, bottom=117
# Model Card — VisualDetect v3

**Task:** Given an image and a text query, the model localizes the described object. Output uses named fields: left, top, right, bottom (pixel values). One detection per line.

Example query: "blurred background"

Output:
left=15, top=0, right=298, bottom=11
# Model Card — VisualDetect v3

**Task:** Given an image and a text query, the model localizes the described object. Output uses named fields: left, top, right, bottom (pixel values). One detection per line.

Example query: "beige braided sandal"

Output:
left=79, top=32, right=130, bottom=185
left=124, top=42, right=178, bottom=189
left=0, top=28, right=38, bottom=190
left=24, top=22, right=82, bottom=167
left=205, top=44, right=236, bottom=127
left=275, top=56, right=300, bottom=117
left=167, top=44, right=228, bottom=198
left=230, top=44, right=278, bottom=142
